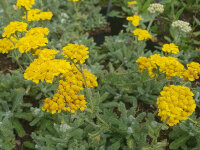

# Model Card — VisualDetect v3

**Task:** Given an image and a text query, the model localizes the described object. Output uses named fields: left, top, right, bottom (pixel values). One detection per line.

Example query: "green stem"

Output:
left=188, top=118, right=200, bottom=128
left=171, top=0, right=175, bottom=18
left=25, top=52, right=33, bottom=62
left=152, top=116, right=169, bottom=145
left=147, top=17, right=155, bottom=31
left=13, top=50, right=24, bottom=71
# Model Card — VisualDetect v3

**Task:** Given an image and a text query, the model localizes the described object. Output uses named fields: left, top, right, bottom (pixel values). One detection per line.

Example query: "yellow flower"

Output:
left=62, top=44, right=89, bottom=64
left=26, top=27, right=49, bottom=36
left=2, top=21, right=28, bottom=38
left=24, top=58, right=71, bottom=84
left=157, top=85, right=196, bottom=126
left=126, top=15, right=141, bottom=27
left=0, top=38, right=15, bottom=54
left=16, top=0, right=35, bottom=10
left=183, top=62, right=200, bottom=81
left=128, top=1, right=137, bottom=6
left=42, top=65, right=98, bottom=114
left=150, top=55, right=184, bottom=79
left=133, top=28, right=152, bottom=40
left=136, top=56, right=157, bottom=78
left=15, top=27, right=49, bottom=53
left=69, top=0, right=79, bottom=2
left=137, top=54, right=185, bottom=79
left=162, top=43, right=179, bottom=54
left=23, top=9, right=53, bottom=21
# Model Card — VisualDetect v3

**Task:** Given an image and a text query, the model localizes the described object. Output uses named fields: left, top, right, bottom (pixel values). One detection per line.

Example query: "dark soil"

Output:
left=0, top=54, right=18, bottom=74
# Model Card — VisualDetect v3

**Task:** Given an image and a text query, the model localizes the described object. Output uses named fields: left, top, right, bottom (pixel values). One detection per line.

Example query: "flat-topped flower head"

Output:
left=136, top=56, right=157, bottom=78
left=69, top=0, right=79, bottom=2
left=133, top=28, right=152, bottom=40
left=62, top=44, right=89, bottom=64
left=126, top=15, right=142, bottom=27
left=0, top=38, right=15, bottom=54
left=128, top=1, right=137, bottom=6
left=26, top=27, right=49, bottom=36
left=137, top=54, right=185, bottom=79
left=172, top=20, right=192, bottom=33
left=23, top=9, right=53, bottom=21
left=157, top=85, right=196, bottom=126
left=2, top=21, right=28, bottom=38
left=16, top=0, right=35, bottom=10
left=162, top=43, right=179, bottom=54
left=148, top=3, right=164, bottom=14
left=42, top=65, right=98, bottom=114
left=183, top=62, right=200, bottom=81
left=24, top=55, right=71, bottom=84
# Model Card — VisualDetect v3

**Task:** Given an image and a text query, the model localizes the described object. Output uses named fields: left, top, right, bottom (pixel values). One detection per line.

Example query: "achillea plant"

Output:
left=0, top=0, right=98, bottom=115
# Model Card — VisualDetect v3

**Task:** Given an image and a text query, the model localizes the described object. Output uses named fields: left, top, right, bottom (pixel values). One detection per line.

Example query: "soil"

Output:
left=0, top=54, right=18, bottom=74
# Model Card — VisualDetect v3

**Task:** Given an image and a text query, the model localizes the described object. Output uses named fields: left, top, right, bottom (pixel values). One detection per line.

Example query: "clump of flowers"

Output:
left=148, top=3, right=164, bottom=14
left=41, top=52, right=98, bottom=114
left=162, top=43, right=179, bottom=54
left=183, top=62, right=200, bottom=81
left=23, top=9, right=53, bottom=22
left=2, top=21, right=28, bottom=38
left=15, top=27, right=49, bottom=53
left=137, top=54, right=185, bottom=79
left=16, top=0, right=35, bottom=10
left=24, top=49, right=71, bottom=83
left=126, top=15, right=142, bottom=27
left=172, top=20, right=192, bottom=33
left=133, top=28, right=152, bottom=41
left=136, top=57, right=157, bottom=78
left=62, top=44, right=89, bottom=64
left=157, top=85, right=196, bottom=126
left=0, top=38, right=15, bottom=54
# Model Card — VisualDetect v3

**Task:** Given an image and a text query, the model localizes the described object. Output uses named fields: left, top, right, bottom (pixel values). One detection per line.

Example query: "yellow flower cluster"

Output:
left=23, top=9, right=53, bottom=22
left=62, top=44, right=89, bottom=64
left=128, top=1, right=137, bottom=5
left=157, top=85, right=196, bottom=126
left=183, top=62, right=200, bottom=81
left=42, top=64, right=97, bottom=114
left=137, top=54, right=184, bottom=79
left=126, top=15, right=142, bottom=27
left=162, top=43, right=179, bottom=54
left=2, top=21, right=28, bottom=38
left=0, top=38, right=15, bottom=54
left=133, top=28, right=152, bottom=40
left=15, top=27, right=49, bottom=53
left=136, top=56, right=157, bottom=78
left=16, top=0, right=35, bottom=10
left=24, top=49, right=71, bottom=84
left=151, top=54, right=184, bottom=79
left=69, top=0, right=79, bottom=2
